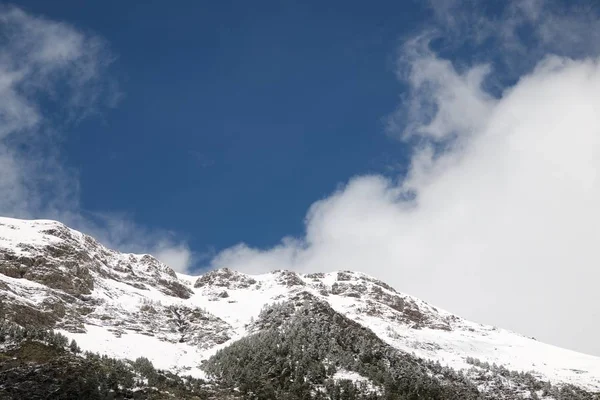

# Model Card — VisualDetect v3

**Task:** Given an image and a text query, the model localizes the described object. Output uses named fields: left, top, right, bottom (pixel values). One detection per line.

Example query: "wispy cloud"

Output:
left=0, top=6, right=193, bottom=273
left=208, top=0, right=600, bottom=356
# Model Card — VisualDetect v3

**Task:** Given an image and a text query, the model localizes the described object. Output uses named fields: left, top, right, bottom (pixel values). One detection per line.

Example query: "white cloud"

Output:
left=0, top=6, right=193, bottom=273
left=388, top=40, right=496, bottom=140
left=153, top=243, right=193, bottom=274
left=209, top=1, right=600, bottom=356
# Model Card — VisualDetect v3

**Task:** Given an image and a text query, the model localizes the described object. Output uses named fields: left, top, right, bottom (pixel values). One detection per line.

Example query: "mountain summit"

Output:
left=1, top=216, right=599, bottom=399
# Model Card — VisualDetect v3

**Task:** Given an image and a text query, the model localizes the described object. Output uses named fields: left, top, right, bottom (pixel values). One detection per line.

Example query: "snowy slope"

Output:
left=1, top=216, right=600, bottom=392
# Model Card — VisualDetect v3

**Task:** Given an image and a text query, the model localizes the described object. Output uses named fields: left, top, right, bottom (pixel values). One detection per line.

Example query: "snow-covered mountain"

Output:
left=1, top=216, right=599, bottom=399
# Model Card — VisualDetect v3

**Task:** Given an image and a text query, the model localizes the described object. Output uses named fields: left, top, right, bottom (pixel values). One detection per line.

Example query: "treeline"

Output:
left=204, top=297, right=600, bottom=400
left=204, top=297, right=486, bottom=400
left=465, top=357, right=600, bottom=400
left=0, top=320, right=230, bottom=399
left=2, top=301, right=599, bottom=400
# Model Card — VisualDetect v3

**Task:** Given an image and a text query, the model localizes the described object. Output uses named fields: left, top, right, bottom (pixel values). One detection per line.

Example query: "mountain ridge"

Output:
left=1, top=216, right=599, bottom=399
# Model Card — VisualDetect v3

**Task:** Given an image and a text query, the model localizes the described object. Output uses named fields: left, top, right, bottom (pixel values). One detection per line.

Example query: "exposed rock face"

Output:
left=0, top=219, right=190, bottom=299
left=273, top=270, right=305, bottom=287
left=194, top=268, right=257, bottom=289
left=0, top=217, right=198, bottom=336
left=0, top=249, right=94, bottom=295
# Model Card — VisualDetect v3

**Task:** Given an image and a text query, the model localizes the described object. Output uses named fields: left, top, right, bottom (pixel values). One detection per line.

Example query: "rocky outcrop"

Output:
left=194, top=268, right=257, bottom=289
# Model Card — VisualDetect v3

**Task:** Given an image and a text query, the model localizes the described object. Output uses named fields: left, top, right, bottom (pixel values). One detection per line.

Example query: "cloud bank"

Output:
left=209, top=1, right=600, bottom=356
left=0, top=6, right=192, bottom=273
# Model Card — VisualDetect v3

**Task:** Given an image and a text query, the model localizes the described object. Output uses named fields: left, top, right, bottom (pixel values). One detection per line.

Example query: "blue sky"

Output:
left=13, top=0, right=422, bottom=253
left=5, top=1, right=600, bottom=355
